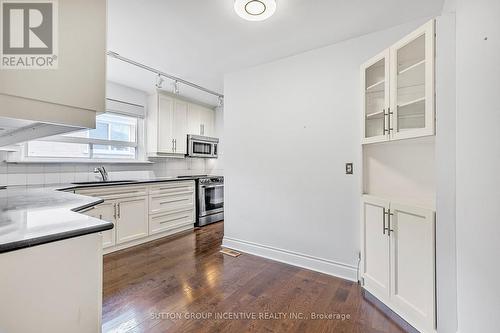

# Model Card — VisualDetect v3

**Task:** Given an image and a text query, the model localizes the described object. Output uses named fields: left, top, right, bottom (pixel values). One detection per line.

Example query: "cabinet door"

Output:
left=362, top=196, right=391, bottom=300
left=158, top=95, right=174, bottom=153
left=187, top=103, right=202, bottom=135
left=116, top=196, right=149, bottom=244
left=362, top=50, right=390, bottom=144
left=389, top=203, right=435, bottom=332
left=390, top=20, right=435, bottom=140
left=173, top=100, right=188, bottom=154
left=80, top=202, right=116, bottom=249
left=200, top=107, right=215, bottom=137
left=93, top=202, right=116, bottom=249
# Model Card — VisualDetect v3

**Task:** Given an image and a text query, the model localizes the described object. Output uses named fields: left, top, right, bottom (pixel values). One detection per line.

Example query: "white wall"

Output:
left=455, top=0, right=500, bottom=332
left=435, top=9, right=458, bottom=333
left=222, top=19, right=427, bottom=280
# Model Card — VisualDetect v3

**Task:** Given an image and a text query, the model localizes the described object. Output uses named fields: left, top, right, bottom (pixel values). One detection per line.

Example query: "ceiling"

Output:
left=107, top=0, right=444, bottom=105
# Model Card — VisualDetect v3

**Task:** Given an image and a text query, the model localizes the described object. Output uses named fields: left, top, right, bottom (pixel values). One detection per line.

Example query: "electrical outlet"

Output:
left=346, top=163, right=353, bottom=175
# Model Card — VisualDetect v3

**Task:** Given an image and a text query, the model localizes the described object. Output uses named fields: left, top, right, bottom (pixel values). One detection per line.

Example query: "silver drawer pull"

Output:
left=159, top=215, right=190, bottom=224
left=154, top=185, right=191, bottom=191
left=151, top=208, right=192, bottom=219
left=151, top=191, right=193, bottom=199
left=159, top=198, right=189, bottom=205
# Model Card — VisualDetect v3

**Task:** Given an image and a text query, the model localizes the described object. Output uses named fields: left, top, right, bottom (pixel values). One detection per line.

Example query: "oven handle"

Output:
left=200, top=184, right=224, bottom=189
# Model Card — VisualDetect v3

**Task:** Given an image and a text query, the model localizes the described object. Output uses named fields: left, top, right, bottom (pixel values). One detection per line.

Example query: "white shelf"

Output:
left=398, top=97, right=425, bottom=108
left=366, top=110, right=385, bottom=118
left=398, top=59, right=425, bottom=75
left=366, top=79, right=385, bottom=92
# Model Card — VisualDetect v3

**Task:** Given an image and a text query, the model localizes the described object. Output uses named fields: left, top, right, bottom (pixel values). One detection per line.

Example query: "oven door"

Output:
left=198, top=184, right=224, bottom=216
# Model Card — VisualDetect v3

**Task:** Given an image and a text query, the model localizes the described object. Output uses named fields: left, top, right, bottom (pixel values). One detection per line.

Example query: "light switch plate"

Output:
left=346, top=163, right=353, bottom=175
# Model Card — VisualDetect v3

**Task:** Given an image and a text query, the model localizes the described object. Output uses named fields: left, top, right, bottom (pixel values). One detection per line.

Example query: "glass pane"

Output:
left=204, top=186, right=224, bottom=211
left=64, top=113, right=137, bottom=143
left=365, top=58, right=386, bottom=138
left=27, top=141, right=89, bottom=158
left=193, top=142, right=211, bottom=154
left=93, top=145, right=136, bottom=159
left=396, top=34, right=426, bottom=132
left=89, top=122, right=109, bottom=140
left=97, top=113, right=136, bottom=142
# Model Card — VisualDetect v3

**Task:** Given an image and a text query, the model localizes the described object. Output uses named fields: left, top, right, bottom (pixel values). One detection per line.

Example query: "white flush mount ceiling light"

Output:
left=234, top=0, right=276, bottom=21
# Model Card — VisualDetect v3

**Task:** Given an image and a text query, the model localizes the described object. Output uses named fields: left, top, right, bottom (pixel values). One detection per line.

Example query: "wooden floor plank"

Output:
left=102, top=221, right=408, bottom=333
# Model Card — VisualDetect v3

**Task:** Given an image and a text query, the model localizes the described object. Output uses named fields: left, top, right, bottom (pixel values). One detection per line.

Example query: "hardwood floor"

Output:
left=102, top=222, right=408, bottom=333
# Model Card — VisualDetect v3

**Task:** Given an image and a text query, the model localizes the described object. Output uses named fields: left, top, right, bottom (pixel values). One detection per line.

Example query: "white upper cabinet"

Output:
left=362, top=50, right=390, bottom=144
left=390, top=20, right=435, bottom=140
left=173, top=100, right=188, bottom=154
left=362, top=20, right=435, bottom=144
left=157, top=94, right=174, bottom=154
left=187, top=104, right=215, bottom=137
left=147, top=92, right=188, bottom=156
left=147, top=91, right=215, bottom=157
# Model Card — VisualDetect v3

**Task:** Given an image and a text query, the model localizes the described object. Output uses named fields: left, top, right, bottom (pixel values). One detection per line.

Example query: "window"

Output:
left=26, top=113, right=140, bottom=160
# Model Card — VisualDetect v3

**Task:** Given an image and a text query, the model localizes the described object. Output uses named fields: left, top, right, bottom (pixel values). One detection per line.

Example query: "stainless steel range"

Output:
left=197, top=176, right=224, bottom=226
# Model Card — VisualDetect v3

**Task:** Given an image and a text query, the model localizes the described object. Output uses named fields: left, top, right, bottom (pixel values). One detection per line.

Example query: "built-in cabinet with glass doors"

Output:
left=362, top=20, right=434, bottom=144
left=360, top=20, right=437, bottom=333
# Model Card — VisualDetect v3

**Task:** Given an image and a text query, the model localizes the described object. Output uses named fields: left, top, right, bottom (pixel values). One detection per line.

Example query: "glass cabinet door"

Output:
left=362, top=50, right=390, bottom=144
left=390, top=20, right=435, bottom=140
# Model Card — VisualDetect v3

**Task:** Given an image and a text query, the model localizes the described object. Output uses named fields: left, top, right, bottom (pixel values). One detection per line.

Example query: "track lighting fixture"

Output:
left=155, top=74, right=164, bottom=88
left=172, top=80, right=180, bottom=94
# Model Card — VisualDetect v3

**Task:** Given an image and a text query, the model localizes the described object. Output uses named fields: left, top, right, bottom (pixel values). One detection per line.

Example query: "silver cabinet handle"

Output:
left=159, top=198, right=189, bottom=205
left=174, top=139, right=177, bottom=152
left=172, top=138, right=175, bottom=152
left=159, top=215, right=190, bottom=225
left=117, top=203, right=121, bottom=219
left=383, top=209, right=388, bottom=235
left=113, top=203, right=117, bottom=219
left=383, top=109, right=389, bottom=134
left=99, top=214, right=103, bottom=219
left=388, top=107, right=394, bottom=134
left=387, top=209, right=394, bottom=236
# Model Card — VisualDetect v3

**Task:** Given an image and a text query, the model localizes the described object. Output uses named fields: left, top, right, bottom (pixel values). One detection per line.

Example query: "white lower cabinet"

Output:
left=363, top=196, right=391, bottom=301
left=362, top=195, right=436, bottom=333
left=115, top=196, right=149, bottom=244
left=82, top=202, right=116, bottom=249
left=77, top=180, right=195, bottom=253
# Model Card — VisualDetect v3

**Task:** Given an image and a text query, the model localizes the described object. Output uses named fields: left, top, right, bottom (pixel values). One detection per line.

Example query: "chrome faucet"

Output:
left=94, top=166, right=108, bottom=182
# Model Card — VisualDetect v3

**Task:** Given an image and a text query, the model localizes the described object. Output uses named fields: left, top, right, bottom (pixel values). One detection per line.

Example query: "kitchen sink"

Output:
left=72, top=180, right=136, bottom=185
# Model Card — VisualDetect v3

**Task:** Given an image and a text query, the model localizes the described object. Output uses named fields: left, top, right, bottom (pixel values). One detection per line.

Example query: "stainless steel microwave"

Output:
left=187, top=135, right=219, bottom=158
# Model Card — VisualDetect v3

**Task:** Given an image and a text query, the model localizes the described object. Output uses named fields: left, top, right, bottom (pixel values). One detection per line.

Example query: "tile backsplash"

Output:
left=0, top=152, right=223, bottom=186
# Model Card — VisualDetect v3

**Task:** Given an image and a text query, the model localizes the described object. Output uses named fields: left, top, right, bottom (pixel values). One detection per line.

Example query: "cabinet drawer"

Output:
left=149, top=192, right=194, bottom=214
left=76, top=185, right=148, bottom=200
left=149, top=208, right=194, bottom=235
left=149, top=181, right=194, bottom=196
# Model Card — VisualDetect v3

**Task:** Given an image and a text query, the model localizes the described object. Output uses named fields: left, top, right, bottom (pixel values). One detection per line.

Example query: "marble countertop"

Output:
left=0, top=176, right=221, bottom=254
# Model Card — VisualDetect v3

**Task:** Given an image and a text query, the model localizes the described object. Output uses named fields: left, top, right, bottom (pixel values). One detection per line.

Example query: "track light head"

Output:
left=155, top=74, right=164, bottom=88
left=173, top=80, right=180, bottom=94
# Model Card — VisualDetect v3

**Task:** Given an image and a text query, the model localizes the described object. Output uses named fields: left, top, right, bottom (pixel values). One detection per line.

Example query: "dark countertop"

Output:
left=0, top=175, right=221, bottom=254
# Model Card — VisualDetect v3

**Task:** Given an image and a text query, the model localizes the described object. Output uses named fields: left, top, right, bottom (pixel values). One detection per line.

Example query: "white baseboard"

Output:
left=222, top=237, right=357, bottom=282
